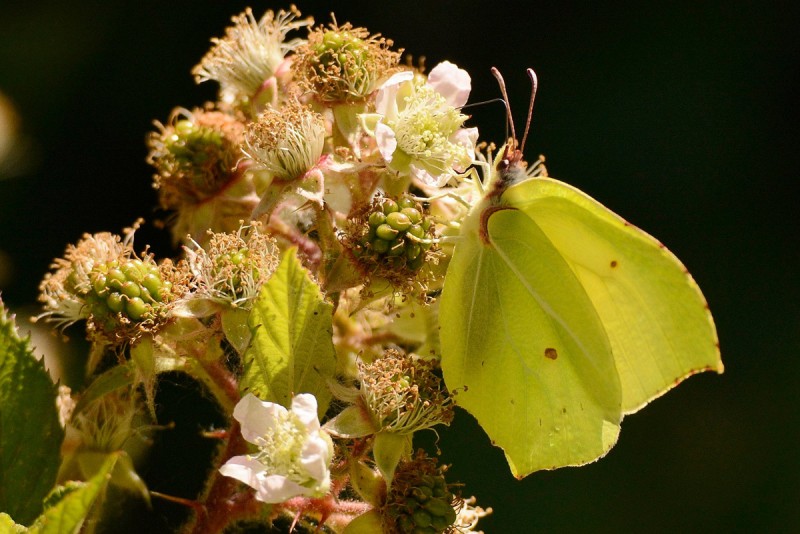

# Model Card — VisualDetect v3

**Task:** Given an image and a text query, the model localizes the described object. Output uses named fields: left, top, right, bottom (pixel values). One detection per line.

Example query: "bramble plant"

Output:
left=0, top=6, right=723, bottom=533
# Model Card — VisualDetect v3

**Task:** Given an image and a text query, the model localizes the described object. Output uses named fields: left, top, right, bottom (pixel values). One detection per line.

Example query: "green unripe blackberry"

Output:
left=381, top=199, right=399, bottom=214
left=296, top=22, right=400, bottom=102
left=213, top=247, right=260, bottom=297
left=368, top=211, right=386, bottom=227
left=147, top=110, right=245, bottom=212
left=384, top=454, right=459, bottom=534
left=85, top=258, right=170, bottom=326
left=386, top=211, right=412, bottom=231
left=356, top=194, right=434, bottom=275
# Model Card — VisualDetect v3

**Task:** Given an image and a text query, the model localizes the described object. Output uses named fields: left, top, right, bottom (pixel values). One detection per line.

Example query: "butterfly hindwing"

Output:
left=503, top=177, right=722, bottom=413
left=440, top=201, right=622, bottom=477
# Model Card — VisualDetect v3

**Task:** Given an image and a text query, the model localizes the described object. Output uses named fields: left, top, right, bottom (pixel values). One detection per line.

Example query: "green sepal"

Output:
left=0, top=299, right=64, bottom=524
left=348, top=461, right=385, bottom=507
left=333, top=102, right=367, bottom=154
left=72, top=362, right=135, bottom=418
left=130, top=336, right=156, bottom=418
left=342, top=509, right=385, bottom=534
left=383, top=300, right=442, bottom=359
left=241, top=248, right=336, bottom=416
left=221, top=307, right=252, bottom=355
left=323, top=404, right=376, bottom=438
left=373, top=431, right=411, bottom=486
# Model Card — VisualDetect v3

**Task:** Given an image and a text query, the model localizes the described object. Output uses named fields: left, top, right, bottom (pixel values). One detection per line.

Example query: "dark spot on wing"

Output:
left=561, top=407, right=567, bottom=414
left=610, top=260, right=618, bottom=268
left=510, top=399, right=515, bottom=405
left=544, top=347, right=558, bottom=360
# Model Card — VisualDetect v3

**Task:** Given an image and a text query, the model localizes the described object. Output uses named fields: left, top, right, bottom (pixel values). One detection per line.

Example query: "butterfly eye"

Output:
left=497, top=159, right=510, bottom=172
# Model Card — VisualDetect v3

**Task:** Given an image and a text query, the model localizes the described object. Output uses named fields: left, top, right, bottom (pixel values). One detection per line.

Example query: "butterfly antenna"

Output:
left=491, top=67, right=516, bottom=148
left=520, top=68, right=538, bottom=154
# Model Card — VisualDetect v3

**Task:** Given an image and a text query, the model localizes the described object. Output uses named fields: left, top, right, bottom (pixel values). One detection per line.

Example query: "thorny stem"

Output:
left=183, top=419, right=261, bottom=534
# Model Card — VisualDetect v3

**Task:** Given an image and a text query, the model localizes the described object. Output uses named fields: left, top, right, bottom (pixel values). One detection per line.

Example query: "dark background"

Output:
left=1, top=1, right=798, bottom=532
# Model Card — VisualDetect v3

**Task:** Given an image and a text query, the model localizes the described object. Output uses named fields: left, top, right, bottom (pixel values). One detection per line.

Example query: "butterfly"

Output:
left=438, top=68, right=723, bottom=478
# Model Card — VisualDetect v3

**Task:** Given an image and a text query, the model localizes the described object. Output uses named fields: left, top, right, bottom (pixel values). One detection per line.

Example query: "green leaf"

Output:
left=242, top=248, right=336, bottom=416
left=439, top=174, right=722, bottom=478
left=0, top=299, right=64, bottom=524
left=0, top=513, right=27, bottom=533
left=28, top=452, right=119, bottom=534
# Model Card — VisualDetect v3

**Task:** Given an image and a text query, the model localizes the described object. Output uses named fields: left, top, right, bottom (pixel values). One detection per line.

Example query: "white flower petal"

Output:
left=255, top=473, right=311, bottom=503
left=427, top=61, right=471, bottom=108
left=451, top=126, right=479, bottom=171
left=220, top=393, right=332, bottom=504
left=301, top=432, right=332, bottom=481
left=375, top=122, right=398, bottom=163
left=291, top=393, right=320, bottom=431
left=233, top=393, right=287, bottom=443
left=375, top=70, right=414, bottom=116
left=409, top=162, right=445, bottom=187
left=218, top=455, right=267, bottom=488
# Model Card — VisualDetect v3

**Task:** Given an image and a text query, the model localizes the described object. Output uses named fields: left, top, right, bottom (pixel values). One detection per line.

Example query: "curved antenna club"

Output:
left=520, top=68, right=538, bottom=154
left=491, top=67, right=516, bottom=148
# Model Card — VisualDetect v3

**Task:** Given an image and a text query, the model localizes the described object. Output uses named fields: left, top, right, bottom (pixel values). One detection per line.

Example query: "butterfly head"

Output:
left=488, top=67, right=538, bottom=193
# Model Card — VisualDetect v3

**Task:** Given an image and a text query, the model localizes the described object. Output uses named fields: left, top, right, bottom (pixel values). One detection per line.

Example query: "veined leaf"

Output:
left=0, top=299, right=64, bottom=524
left=28, top=453, right=119, bottom=534
left=242, top=248, right=336, bottom=416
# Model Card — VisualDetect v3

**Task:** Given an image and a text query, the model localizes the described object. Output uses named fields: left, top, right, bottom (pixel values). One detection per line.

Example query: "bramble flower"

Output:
left=192, top=7, right=312, bottom=104
left=178, top=222, right=279, bottom=312
left=294, top=20, right=401, bottom=103
left=359, top=350, right=453, bottom=434
left=147, top=108, right=245, bottom=209
left=325, top=350, right=453, bottom=439
left=219, top=393, right=333, bottom=504
left=363, top=61, right=478, bottom=187
left=341, top=194, right=440, bottom=295
left=36, top=223, right=175, bottom=343
left=147, top=108, right=262, bottom=243
left=242, top=99, right=326, bottom=183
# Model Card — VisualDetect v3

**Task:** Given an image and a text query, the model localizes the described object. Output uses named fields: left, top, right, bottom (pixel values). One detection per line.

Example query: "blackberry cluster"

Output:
left=84, top=258, right=171, bottom=327
left=358, top=195, right=433, bottom=272
left=164, top=119, right=228, bottom=185
left=390, top=471, right=458, bottom=533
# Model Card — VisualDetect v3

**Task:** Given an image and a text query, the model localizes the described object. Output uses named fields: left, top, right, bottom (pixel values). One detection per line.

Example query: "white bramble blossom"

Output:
left=192, top=7, right=312, bottom=102
left=366, top=61, right=478, bottom=187
left=219, top=393, right=334, bottom=504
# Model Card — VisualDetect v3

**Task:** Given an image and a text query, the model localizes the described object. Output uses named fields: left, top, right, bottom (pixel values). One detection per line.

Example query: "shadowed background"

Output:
left=1, top=1, right=798, bottom=531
